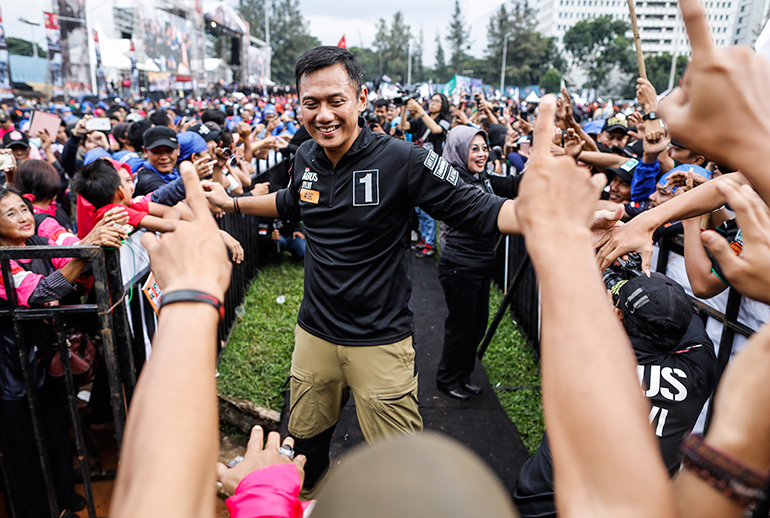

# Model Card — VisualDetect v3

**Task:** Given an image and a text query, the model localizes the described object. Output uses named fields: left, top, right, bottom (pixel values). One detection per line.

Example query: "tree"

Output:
left=348, top=46, right=379, bottom=83
left=412, top=27, right=425, bottom=84
left=238, top=0, right=320, bottom=84
left=642, top=53, right=689, bottom=94
left=383, top=11, right=411, bottom=84
left=540, top=68, right=562, bottom=93
left=373, top=18, right=388, bottom=78
left=7, top=37, right=45, bottom=57
left=433, top=33, right=448, bottom=82
left=563, top=15, right=635, bottom=93
left=483, top=2, right=565, bottom=87
left=446, top=0, right=471, bottom=75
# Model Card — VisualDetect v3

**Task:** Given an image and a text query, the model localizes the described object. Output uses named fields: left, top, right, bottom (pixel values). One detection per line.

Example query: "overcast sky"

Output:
left=1, top=0, right=510, bottom=68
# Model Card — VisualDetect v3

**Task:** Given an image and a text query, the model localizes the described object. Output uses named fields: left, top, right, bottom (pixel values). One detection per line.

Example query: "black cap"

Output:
left=602, top=116, right=628, bottom=134
left=189, top=121, right=221, bottom=143
left=143, top=126, right=178, bottom=150
left=605, top=158, right=638, bottom=183
left=111, top=122, right=130, bottom=141
left=2, top=130, right=29, bottom=149
left=617, top=275, right=694, bottom=350
left=0, top=111, right=8, bottom=123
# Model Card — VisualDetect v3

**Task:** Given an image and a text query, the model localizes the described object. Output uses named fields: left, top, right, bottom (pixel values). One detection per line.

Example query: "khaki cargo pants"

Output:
left=289, top=325, right=423, bottom=443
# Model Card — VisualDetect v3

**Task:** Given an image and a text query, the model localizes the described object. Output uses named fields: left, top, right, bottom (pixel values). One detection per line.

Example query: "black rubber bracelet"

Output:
left=159, top=290, right=224, bottom=320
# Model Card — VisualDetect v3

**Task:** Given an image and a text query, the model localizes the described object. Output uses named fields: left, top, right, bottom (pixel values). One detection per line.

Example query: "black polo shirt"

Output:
left=275, top=124, right=506, bottom=346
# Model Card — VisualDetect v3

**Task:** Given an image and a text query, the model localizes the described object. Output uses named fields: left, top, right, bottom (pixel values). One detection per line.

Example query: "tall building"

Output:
left=536, top=0, right=770, bottom=55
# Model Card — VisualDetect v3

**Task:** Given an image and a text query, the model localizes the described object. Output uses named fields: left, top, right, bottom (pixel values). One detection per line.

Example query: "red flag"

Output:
left=337, top=35, right=347, bottom=49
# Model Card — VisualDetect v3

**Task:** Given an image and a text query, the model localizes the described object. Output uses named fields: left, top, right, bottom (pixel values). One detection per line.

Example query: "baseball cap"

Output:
left=605, top=158, right=638, bottom=184
left=125, top=113, right=144, bottom=123
left=658, top=164, right=712, bottom=189
left=0, top=112, right=8, bottom=123
left=2, top=130, right=29, bottom=149
left=83, top=148, right=112, bottom=165
left=189, top=122, right=221, bottom=143
left=602, top=116, right=628, bottom=134
left=616, top=275, right=694, bottom=351
left=177, top=131, right=209, bottom=162
left=143, top=126, right=178, bottom=150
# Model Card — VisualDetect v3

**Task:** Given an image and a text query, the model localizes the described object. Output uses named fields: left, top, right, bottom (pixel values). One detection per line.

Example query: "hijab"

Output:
left=443, top=126, right=488, bottom=178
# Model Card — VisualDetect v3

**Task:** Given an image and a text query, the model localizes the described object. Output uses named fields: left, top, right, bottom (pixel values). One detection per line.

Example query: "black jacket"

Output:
left=275, top=123, right=506, bottom=346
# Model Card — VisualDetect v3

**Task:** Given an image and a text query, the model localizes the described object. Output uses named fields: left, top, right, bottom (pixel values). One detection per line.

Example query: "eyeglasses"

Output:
left=429, top=99, right=442, bottom=104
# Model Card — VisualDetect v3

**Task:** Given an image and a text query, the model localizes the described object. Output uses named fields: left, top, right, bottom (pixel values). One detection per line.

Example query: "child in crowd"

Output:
left=72, top=158, right=182, bottom=234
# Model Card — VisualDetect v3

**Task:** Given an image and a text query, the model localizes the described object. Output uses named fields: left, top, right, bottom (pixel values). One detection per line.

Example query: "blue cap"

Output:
left=658, top=164, right=712, bottom=191
left=263, top=104, right=276, bottom=116
left=583, top=119, right=604, bottom=135
left=83, top=148, right=111, bottom=165
left=177, top=131, right=209, bottom=162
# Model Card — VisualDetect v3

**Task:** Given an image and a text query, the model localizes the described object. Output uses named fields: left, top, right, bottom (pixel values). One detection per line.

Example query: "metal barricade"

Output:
left=0, top=158, right=292, bottom=517
left=0, top=246, right=135, bottom=518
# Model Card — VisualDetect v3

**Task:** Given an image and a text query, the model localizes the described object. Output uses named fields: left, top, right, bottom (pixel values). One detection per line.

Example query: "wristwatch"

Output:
left=643, top=111, right=659, bottom=121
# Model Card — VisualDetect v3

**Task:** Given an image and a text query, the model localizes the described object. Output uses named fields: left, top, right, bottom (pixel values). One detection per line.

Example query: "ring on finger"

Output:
left=278, top=444, right=295, bottom=460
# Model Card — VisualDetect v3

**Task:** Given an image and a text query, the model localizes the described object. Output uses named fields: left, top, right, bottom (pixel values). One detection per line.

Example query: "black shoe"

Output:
left=462, top=382, right=483, bottom=395
left=437, top=384, right=472, bottom=401
left=66, top=493, right=87, bottom=512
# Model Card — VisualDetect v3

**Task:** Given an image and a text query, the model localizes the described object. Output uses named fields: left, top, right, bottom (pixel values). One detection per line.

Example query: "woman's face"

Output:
left=467, top=134, right=489, bottom=174
left=428, top=95, right=443, bottom=115
left=0, top=194, right=35, bottom=246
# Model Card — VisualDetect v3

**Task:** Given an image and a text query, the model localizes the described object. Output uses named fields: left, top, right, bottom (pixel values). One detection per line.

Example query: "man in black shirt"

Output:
left=203, top=46, right=533, bottom=496
left=134, top=127, right=180, bottom=197
left=513, top=275, right=718, bottom=517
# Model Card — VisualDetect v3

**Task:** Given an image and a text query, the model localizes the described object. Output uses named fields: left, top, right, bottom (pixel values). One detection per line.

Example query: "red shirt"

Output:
left=93, top=200, right=150, bottom=229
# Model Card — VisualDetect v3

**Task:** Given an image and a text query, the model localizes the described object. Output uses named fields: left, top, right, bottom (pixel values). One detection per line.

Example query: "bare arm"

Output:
left=111, top=163, right=231, bottom=518
left=577, top=151, right=628, bottom=171
left=202, top=180, right=280, bottom=217
left=517, top=95, right=676, bottom=518
left=682, top=216, right=727, bottom=298
left=596, top=173, right=748, bottom=273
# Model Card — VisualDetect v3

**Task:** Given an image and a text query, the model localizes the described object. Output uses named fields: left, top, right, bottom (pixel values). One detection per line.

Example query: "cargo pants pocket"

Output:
left=288, top=365, right=322, bottom=439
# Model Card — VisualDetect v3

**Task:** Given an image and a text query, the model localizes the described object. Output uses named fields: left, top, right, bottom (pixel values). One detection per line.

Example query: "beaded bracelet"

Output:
left=681, top=434, right=770, bottom=507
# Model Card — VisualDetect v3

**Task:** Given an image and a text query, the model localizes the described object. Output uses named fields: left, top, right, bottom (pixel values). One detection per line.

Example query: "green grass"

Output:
left=217, top=260, right=545, bottom=455
left=481, top=286, right=545, bottom=455
left=217, top=261, right=304, bottom=411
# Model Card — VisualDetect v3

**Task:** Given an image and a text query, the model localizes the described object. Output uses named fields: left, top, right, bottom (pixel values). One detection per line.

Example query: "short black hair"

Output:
left=129, top=119, right=152, bottom=152
left=15, top=160, right=61, bottom=203
left=221, top=129, right=233, bottom=149
left=72, top=159, right=121, bottom=209
left=149, top=109, right=172, bottom=127
left=373, top=99, right=388, bottom=109
left=295, top=46, right=363, bottom=94
left=202, top=109, right=226, bottom=126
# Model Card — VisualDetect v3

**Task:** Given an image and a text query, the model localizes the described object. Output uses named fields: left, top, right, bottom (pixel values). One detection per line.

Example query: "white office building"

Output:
left=536, top=0, right=770, bottom=55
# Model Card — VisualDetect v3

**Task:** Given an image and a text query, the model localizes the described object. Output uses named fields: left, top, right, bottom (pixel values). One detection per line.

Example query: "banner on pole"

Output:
left=93, top=30, right=107, bottom=98
left=44, top=12, right=65, bottom=101
left=57, top=0, right=93, bottom=96
left=0, top=8, right=13, bottom=100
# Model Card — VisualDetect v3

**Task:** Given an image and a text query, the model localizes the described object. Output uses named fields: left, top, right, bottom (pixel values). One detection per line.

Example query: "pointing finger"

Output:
left=532, top=95, right=557, bottom=162
left=679, top=0, right=714, bottom=59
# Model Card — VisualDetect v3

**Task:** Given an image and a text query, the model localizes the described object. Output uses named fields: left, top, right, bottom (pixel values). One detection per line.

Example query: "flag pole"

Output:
left=626, top=0, right=647, bottom=79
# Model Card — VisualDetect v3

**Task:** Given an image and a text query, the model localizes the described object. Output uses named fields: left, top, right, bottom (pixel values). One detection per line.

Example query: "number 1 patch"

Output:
left=353, top=170, right=380, bottom=206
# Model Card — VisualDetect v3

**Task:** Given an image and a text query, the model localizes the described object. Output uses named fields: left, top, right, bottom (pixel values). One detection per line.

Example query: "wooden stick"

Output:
left=626, top=0, right=647, bottom=79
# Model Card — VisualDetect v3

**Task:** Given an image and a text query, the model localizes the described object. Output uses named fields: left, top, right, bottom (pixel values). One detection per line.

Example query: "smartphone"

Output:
left=0, top=154, right=14, bottom=171
left=85, top=118, right=111, bottom=131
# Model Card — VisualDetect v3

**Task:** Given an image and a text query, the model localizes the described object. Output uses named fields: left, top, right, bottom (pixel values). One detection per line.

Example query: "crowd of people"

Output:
left=2, top=0, right=770, bottom=515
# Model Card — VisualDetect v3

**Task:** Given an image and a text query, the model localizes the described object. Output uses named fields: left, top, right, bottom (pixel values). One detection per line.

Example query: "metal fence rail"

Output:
left=0, top=158, right=291, bottom=518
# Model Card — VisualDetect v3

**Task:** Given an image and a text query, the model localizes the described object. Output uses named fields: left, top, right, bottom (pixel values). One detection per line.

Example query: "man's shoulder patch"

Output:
left=423, top=151, right=459, bottom=186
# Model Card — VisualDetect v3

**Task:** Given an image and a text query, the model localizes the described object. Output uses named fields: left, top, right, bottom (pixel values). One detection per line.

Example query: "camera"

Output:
left=392, top=85, right=420, bottom=107
left=363, top=110, right=380, bottom=128
left=603, top=253, right=645, bottom=300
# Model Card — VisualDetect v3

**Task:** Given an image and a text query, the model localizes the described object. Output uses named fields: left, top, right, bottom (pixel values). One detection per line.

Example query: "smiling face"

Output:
left=299, top=63, right=367, bottom=166
left=0, top=193, right=35, bottom=246
left=608, top=176, right=631, bottom=203
left=145, top=145, right=179, bottom=173
left=467, top=134, right=489, bottom=174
